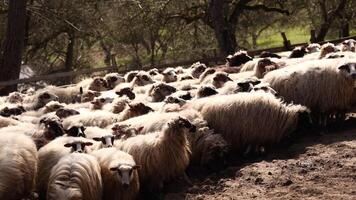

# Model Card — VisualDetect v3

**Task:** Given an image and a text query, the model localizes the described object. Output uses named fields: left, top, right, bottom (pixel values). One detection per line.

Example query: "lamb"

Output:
left=91, top=148, right=140, bottom=200
left=47, top=153, right=102, bottom=200
left=184, top=92, right=311, bottom=153
left=0, top=133, right=38, bottom=200
left=263, top=59, right=356, bottom=126
left=118, top=110, right=229, bottom=170
left=104, top=73, right=125, bottom=89
left=116, top=116, right=194, bottom=192
left=37, top=136, right=94, bottom=199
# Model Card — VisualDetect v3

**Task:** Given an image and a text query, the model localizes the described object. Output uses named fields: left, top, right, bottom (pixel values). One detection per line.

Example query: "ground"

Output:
left=163, top=116, right=356, bottom=200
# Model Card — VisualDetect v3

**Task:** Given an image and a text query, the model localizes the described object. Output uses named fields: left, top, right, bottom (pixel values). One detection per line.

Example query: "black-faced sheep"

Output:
left=0, top=133, right=38, bottom=200
left=115, top=87, right=136, bottom=100
left=196, top=85, right=219, bottom=98
left=289, top=46, right=307, bottom=58
left=226, top=50, right=253, bottom=67
left=116, top=116, right=195, bottom=192
left=184, top=92, right=311, bottom=153
left=91, top=148, right=140, bottom=200
left=47, top=153, right=102, bottom=200
left=190, top=62, right=207, bottom=78
left=55, top=108, right=80, bottom=119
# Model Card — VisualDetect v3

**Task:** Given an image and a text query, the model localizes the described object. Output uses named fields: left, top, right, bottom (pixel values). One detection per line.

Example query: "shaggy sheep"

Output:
left=119, top=110, right=229, bottom=170
left=237, top=58, right=280, bottom=78
left=252, top=82, right=278, bottom=96
left=0, top=133, right=38, bottom=200
left=104, top=73, right=125, bottom=89
left=116, top=116, right=194, bottom=192
left=37, top=136, right=94, bottom=199
left=263, top=59, right=356, bottom=126
left=78, top=76, right=108, bottom=92
left=184, top=92, right=311, bottom=153
left=200, top=70, right=232, bottom=88
left=85, top=126, right=115, bottom=149
left=47, top=153, right=102, bottom=200
left=91, top=148, right=140, bottom=200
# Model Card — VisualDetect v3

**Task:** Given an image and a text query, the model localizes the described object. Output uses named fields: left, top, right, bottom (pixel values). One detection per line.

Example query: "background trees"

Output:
left=0, top=0, right=355, bottom=94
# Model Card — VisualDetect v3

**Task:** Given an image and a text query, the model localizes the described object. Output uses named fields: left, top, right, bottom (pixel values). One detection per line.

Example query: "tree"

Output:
left=0, top=0, right=27, bottom=95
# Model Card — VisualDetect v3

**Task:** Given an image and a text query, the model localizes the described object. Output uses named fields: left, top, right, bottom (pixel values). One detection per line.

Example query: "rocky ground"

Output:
left=163, top=116, right=356, bottom=200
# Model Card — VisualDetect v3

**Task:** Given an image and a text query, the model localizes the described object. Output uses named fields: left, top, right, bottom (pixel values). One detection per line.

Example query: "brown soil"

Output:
left=163, top=118, right=356, bottom=200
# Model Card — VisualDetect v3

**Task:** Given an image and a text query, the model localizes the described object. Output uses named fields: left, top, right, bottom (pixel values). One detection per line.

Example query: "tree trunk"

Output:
left=315, top=22, right=332, bottom=42
left=0, top=0, right=27, bottom=95
left=341, top=20, right=349, bottom=37
left=64, top=32, right=75, bottom=84
left=208, top=0, right=236, bottom=56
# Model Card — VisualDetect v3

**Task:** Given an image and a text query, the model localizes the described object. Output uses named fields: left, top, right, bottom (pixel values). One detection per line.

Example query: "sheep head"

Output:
left=64, top=140, right=93, bottom=153
left=109, top=164, right=140, bottom=188
left=93, top=135, right=115, bottom=148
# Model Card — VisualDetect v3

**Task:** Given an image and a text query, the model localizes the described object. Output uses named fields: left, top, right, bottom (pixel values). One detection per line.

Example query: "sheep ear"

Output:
left=79, top=87, right=83, bottom=94
left=137, top=127, right=144, bottom=133
left=64, top=143, right=73, bottom=148
left=92, top=137, right=102, bottom=141
left=133, top=165, right=141, bottom=170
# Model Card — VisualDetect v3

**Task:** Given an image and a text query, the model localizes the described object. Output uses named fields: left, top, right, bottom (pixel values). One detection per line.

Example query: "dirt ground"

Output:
left=163, top=117, right=356, bottom=200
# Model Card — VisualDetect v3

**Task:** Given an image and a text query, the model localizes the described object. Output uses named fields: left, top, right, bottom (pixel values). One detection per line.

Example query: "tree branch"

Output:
left=243, top=4, right=290, bottom=15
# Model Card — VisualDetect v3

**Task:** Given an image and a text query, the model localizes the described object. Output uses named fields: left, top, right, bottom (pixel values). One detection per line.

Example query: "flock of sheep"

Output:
left=0, top=39, right=356, bottom=200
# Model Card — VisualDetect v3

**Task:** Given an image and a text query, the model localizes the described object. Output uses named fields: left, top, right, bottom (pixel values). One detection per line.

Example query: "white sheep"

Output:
left=0, top=133, right=38, bottom=200
left=47, top=153, right=102, bottom=200
left=91, top=147, right=140, bottom=200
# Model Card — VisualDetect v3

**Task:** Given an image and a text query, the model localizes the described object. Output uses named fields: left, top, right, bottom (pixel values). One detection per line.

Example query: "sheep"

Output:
left=78, top=76, right=108, bottom=92
left=90, top=97, right=112, bottom=110
left=131, top=71, right=155, bottom=87
left=23, top=91, right=59, bottom=111
left=63, top=102, right=153, bottom=128
left=189, top=62, right=207, bottom=78
left=116, top=116, right=195, bottom=192
left=325, top=51, right=356, bottom=59
left=161, top=67, right=178, bottom=83
left=115, top=87, right=136, bottom=100
left=259, top=51, right=281, bottom=58
left=263, top=59, right=356, bottom=126
left=184, top=92, right=311, bottom=153
left=37, top=136, right=94, bottom=199
left=124, top=70, right=139, bottom=82
left=84, top=126, right=115, bottom=149
left=104, top=97, right=130, bottom=114
left=226, top=50, right=253, bottom=67
left=55, top=108, right=80, bottom=119
left=306, top=43, right=321, bottom=53
left=237, top=58, right=280, bottom=79
left=111, top=124, right=139, bottom=141
left=340, top=39, right=356, bottom=52
left=219, top=77, right=263, bottom=95
left=78, top=89, right=101, bottom=103
left=0, top=116, right=20, bottom=128
left=118, top=110, right=229, bottom=170
left=148, top=82, right=177, bottom=102
left=196, top=85, right=219, bottom=98
left=6, top=91, right=24, bottom=103
left=91, top=148, right=140, bottom=200
left=0, top=133, right=38, bottom=200
left=21, top=101, right=64, bottom=118
left=252, top=82, right=278, bottom=96
left=319, top=42, right=339, bottom=58
left=104, top=73, right=125, bottom=89
left=0, top=105, right=25, bottom=117
left=47, top=153, right=102, bottom=200
left=178, top=74, right=194, bottom=81
left=289, top=46, right=307, bottom=58
left=200, top=70, right=232, bottom=88
left=148, top=68, right=159, bottom=76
